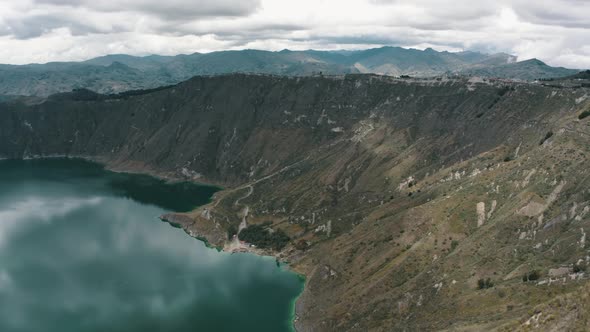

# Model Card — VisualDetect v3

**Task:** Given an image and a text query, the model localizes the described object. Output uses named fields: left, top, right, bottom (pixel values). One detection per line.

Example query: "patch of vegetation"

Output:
left=497, top=86, right=515, bottom=96
left=294, top=239, right=309, bottom=250
left=539, top=131, right=554, bottom=145
left=579, top=110, right=590, bottom=120
left=70, top=88, right=103, bottom=101
left=477, top=278, right=494, bottom=289
left=451, top=240, right=459, bottom=251
left=48, top=88, right=104, bottom=102
left=522, top=270, right=541, bottom=282
left=227, top=224, right=238, bottom=240
left=503, top=156, right=514, bottom=162
left=110, top=84, right=176, bottom=99
left=238, top=223, right=291, bottom=251
left=488, top=97, right=501, bottom=109
left=573, top=263, right=586, bottom=273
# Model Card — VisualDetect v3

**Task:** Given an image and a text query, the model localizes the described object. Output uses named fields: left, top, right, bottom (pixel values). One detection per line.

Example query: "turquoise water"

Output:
left=0, top=159, right=303, bottom=332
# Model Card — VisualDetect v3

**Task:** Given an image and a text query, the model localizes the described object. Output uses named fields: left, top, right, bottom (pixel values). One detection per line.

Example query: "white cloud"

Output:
left=0, top=0, right=588, bottom=68
left=0, top=196, right=103, bottom=247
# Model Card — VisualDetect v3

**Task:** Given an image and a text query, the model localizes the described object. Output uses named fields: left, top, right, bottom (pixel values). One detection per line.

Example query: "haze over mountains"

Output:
left=0, top=47, right=580, bottom=97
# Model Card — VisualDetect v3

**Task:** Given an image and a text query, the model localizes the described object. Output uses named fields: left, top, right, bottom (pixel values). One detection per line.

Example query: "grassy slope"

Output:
left=1, top=74, right=590, bottom=330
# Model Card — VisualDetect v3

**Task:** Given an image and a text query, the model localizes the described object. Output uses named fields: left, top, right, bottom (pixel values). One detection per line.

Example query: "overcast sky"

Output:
left=0, top=0, right=588, bottom=68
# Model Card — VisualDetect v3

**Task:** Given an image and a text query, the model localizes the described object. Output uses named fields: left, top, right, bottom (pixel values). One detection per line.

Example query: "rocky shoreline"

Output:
left=159, top=210, right=311, bottom=332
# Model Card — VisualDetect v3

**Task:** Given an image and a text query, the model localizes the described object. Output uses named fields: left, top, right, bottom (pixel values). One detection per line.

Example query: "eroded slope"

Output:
left=1, top=74, right=589, bottom=331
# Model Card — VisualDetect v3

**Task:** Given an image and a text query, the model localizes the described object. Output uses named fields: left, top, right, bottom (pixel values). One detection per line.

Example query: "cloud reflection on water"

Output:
left=0, top=160, right=302, bottom=332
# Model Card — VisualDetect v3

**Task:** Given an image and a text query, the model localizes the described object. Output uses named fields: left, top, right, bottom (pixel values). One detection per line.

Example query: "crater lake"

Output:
left=0, top=158, right=304, bottom=332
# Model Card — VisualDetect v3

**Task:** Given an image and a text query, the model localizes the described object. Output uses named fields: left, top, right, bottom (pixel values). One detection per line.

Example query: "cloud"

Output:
left=0, top=196, right=103, bottom=247
left=0, top=0, right=588, bottom=69
left=509, top=0, right=590, bottom=28
left=36, top=0, right=262, bottom=20
left=371, top=0, right=500, bottom=21
left=2, top=15, right=105, bottom=39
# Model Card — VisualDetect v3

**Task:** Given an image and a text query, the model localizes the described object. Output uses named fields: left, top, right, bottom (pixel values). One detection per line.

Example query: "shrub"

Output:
left=497, top=86, right=514, bottom=96
left=451, top=240, right=459, bottom=251
left=477, top=278, right=494, bottom=289
left=539, top=131, right=553, bottom=145
left=522, top=270, right=540, bottom=282
left=579, top=110, right=590, bottom=120
left=238, top=224, right=291, bottom=251
left=227, top=224, right=238, bottom=240
left=573, top=263, right=586, bottom=273
left=294, top=239, right=309, bottom=250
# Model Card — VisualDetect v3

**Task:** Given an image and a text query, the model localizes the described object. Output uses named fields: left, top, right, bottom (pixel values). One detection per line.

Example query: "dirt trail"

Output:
left=211, top=155, right=310, bottom=209
left=234, top=185, right=253, bottom=207
left=220, top=155, right=312, bottom=253
left=239, top=206, right=249, bottom=231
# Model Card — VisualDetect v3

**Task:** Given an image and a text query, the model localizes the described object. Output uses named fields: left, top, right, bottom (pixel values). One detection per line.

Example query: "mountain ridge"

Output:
left=0, top=47, right=582, bottom=97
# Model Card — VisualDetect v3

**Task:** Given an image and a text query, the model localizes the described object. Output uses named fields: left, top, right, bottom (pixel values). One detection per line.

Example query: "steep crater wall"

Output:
left=1, top=74, right=589, bottom=331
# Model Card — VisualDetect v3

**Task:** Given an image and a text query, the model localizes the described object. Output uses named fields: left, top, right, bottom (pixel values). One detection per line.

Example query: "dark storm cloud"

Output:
left=35, top=0, right=262, bottom=20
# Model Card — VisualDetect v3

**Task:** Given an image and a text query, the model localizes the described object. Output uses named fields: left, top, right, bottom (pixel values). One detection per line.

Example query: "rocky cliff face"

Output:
left=1, top=74, right=590, bottom=331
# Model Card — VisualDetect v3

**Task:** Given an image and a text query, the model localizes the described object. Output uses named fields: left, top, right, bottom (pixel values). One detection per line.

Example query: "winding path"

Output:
left=222, top=156, right=312, bottom=252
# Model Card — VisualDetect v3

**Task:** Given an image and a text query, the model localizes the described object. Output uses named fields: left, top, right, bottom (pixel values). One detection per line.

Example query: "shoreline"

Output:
left=1, top=154, right=228, bottom=188
left=1, top=156, right=309, bottom=331
left=289, top=274, right=307, bottom=332
left=159, top=213, right=309, bottom=331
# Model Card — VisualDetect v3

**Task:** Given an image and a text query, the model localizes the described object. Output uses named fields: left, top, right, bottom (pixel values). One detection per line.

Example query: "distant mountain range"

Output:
left=0, top=47, right=583, bottom=96
left=460, top=58, right=577, bottom=81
